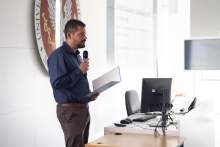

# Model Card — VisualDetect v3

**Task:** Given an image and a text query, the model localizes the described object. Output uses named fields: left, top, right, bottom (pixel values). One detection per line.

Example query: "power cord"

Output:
left=168, top=113, right=177, bottom=129
left=132, top=113, right=175, bottom=136
left=154, top=111, right=176, bottom=136
left=132, top=123, right=159, bottom=134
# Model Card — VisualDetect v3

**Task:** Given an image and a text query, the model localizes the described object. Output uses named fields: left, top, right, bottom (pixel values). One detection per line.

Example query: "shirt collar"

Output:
left=63, top=42, right=80, bottom=55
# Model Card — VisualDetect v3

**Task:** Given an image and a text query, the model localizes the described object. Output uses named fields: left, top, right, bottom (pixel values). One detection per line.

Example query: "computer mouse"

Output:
left=120, top=119, right=132, bottom=124
left=125, top=118, right=133, bottom=123
left=180, top=108, right=185, bottom=112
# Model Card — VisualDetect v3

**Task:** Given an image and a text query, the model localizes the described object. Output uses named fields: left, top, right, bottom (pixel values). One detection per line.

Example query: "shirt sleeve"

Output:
left=79, top=96, right=91, bottom=104
left=48, top=52, right=83, bottom=90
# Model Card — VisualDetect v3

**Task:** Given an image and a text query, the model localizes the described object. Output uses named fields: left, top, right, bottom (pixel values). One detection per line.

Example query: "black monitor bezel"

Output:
left=140, top=78, right=172, bottom=113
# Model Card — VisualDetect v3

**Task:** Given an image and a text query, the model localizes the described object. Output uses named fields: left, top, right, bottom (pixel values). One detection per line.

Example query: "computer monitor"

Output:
left=184, top=38, right=220, bottom=70
left=140, top=78, right=172, bottom=113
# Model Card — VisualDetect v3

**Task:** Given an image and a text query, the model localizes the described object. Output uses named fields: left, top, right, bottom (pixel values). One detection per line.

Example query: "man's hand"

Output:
left=78, top=58, right=89, bottom=74
left=91, top=94, right=100, bottom=101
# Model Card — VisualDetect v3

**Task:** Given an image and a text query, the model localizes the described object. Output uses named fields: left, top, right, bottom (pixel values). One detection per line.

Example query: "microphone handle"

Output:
left=83, top=58, right=88, bottom=78
left=84, top=73, right=87, bottom=79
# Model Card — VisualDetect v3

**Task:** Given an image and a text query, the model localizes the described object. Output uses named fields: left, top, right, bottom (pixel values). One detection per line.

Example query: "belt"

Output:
left=58, top=103, right=88, bottom=108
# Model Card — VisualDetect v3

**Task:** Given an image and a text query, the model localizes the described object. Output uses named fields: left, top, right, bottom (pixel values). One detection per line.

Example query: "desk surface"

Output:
left=85, top=133, right=186, bottom=147
left=104, top=114, right=183, bottom=136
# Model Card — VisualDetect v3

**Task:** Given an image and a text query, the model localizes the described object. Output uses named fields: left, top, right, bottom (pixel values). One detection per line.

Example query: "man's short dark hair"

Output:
left=64, top=19, right=86, bottom=39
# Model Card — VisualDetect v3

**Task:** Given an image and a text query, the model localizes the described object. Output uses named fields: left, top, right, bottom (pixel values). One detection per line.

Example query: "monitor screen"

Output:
left=140, top=78, right=172, bottom=113
left=185, top=38, right=220, bottom=70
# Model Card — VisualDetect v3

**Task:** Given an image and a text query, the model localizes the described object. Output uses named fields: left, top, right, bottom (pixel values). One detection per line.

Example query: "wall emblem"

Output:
left=35, top=0, right=81, bottom=71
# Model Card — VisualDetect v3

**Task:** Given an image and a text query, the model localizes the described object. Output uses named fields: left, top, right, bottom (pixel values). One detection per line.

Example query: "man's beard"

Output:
left=75, top=40, right=86, bottom=48
left=78, top=44, right=85, bottom=48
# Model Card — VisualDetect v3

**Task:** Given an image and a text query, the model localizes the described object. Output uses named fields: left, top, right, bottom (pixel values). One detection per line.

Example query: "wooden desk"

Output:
left=85, top=133, right=186, bottom=147
left=104, top=96, right=215, bottom=147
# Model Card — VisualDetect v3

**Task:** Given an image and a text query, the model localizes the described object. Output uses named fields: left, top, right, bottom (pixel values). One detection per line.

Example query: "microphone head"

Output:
left=83, top=50, right=88, bottom=59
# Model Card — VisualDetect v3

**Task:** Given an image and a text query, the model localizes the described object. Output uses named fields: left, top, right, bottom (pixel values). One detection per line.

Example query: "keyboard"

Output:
left=133, top=115, right=157, bottom=122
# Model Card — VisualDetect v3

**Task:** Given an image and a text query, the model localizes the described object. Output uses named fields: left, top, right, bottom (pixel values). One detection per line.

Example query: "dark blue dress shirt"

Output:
left=47, top=42, right=91, bottom=104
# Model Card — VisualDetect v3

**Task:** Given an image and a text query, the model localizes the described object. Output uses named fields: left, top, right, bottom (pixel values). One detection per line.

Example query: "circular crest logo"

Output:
left=35, top=0, right=81, bottom=71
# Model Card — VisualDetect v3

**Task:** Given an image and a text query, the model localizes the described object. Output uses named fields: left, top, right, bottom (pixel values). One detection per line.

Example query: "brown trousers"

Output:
left=56, top=104, right=90, bottom=147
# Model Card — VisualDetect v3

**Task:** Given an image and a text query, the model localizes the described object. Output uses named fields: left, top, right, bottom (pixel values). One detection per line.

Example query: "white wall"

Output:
left=190, top=0, right=220, bottom=107
left=0, top=0, right=157, bottom=146
left=156, top=0, right=220, bottom=102
left=157, top=0, right=193, bottom=97
left=191, top=0, right=220, bottom=37
left=0, top=0, right=107, bottom=146
left=190, top=1, right=220, bottom=146
left=0, top=0, right=63, bottom=146
left=1, top=0, right=219, bottom=146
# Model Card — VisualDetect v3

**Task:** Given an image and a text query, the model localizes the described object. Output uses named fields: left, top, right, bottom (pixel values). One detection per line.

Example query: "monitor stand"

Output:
left=158, top=120, right=170, bottom=127
left=149, top=110, right=170, bottom=128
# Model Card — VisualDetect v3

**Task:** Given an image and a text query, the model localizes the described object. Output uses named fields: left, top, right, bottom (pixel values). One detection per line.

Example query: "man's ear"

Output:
left=66, top=32, right=72, bottom=40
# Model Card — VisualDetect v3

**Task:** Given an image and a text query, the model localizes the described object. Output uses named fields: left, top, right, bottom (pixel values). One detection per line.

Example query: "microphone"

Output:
left=83, top=50, right=88, bottom=60
left=83, top=50, right=88, bottom=79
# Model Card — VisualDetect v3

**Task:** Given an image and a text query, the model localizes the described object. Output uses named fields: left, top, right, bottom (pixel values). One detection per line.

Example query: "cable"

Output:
left=155, top=116, right=164, bottom=136
left=161, top=114, right=166, bottom=135
left=133, top=123, right=156, bottom=132
left=155, top=111, right=169, bottom=136
left=154, top=120, right=161, bottom=135
left=168, top=113, right=178, bottom=129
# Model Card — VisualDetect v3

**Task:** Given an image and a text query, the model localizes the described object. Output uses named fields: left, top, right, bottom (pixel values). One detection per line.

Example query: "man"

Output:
left=47, top=19, right=99, bottom=147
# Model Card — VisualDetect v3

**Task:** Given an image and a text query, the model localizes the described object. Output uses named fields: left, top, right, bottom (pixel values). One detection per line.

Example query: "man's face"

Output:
left=72, top=26, right=87, bottom=48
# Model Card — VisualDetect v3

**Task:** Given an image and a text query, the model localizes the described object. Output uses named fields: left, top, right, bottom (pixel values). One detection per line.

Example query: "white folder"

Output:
left=86, top=66, right=121, bottom=97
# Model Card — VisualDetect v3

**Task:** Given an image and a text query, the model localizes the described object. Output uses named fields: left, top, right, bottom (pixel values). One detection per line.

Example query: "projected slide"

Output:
left=107, top=0, right=154, bottom=69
